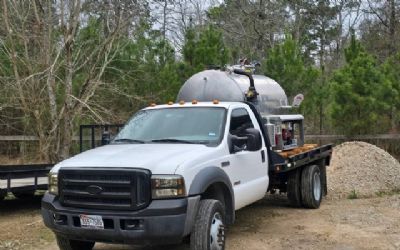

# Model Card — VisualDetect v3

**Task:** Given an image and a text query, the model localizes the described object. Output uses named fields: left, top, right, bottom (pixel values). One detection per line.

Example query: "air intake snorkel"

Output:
left=233, top=69, right=259, bottom=103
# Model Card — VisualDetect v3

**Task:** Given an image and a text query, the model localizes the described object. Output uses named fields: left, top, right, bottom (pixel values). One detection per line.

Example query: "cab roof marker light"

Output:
left=213, top=99, right=219, bottom=104
left=150, top=103, right=156, bottom=107
left=192, top=99, right=198, bottom=104
left=168, top=101, right=174, bottom=105
left=179, top=100, right=185, bottom=105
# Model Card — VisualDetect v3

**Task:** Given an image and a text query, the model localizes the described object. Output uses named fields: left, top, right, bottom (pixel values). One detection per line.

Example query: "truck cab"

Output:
left=42, top=67, right=332, bottom=250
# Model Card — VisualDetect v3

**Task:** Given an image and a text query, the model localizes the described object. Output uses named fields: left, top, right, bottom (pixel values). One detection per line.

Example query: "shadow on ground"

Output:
left=0, top=195, right=43, bottom=213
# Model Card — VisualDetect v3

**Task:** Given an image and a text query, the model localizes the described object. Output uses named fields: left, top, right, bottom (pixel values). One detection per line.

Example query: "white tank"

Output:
left=176, top=70, right=289, bottom=115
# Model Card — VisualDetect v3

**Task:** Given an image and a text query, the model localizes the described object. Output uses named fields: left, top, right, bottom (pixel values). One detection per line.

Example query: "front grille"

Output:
left=59, top=168, right=151, bottom=211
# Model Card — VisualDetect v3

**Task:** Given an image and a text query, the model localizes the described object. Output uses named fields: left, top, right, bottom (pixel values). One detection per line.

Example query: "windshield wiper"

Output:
left=151, top=138, right=196, bottom=144
left=113, top=138, right=146, bottom=144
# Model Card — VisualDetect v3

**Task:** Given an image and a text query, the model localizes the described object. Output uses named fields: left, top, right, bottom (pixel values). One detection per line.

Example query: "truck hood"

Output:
left=52, top=143, right=214, bottom=174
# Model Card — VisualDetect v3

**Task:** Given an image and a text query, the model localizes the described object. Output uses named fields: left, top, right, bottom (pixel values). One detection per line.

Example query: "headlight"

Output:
left=48, top=172, right=58, bottom=196
left=151, top=175, right=186, bottom=199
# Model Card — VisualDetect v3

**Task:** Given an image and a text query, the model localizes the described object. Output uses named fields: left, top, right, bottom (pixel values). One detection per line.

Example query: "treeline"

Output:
left=0, top=0, right=399, bottom=161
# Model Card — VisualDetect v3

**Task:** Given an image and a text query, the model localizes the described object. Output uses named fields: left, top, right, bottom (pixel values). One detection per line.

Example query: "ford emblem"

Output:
left=86, top=185, right=103, bottom=195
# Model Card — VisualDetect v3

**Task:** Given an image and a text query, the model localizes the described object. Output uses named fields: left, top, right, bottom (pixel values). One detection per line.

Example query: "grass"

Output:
left=376, top=188, right=400, bottom=197
left=347, top=189, right=358, bottom=199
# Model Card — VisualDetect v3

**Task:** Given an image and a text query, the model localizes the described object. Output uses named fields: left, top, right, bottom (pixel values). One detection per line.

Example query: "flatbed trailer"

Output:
left=0, top=163, right=53, bottom=200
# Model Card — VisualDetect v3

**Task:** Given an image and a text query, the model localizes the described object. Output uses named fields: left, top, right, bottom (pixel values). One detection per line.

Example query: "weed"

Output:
left=347, top=189, right=358, bottom=199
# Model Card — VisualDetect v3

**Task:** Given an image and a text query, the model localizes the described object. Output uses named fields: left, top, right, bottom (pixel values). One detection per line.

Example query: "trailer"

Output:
left=0, top=164, right=53, bottom=200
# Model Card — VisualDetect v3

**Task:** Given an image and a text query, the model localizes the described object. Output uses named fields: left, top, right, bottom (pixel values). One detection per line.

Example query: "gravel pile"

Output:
left=327, top=141, right=400, bottom=199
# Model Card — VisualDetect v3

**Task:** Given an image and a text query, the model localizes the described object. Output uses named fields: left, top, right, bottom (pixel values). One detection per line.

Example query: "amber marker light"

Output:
left=150, top=103, right=156, bottom=107
left=213, top=99, right=219, bottom=104
left=168, top=101, right=174, bottom=105
left=179, top=100, right=185, bottom=105
left=192, top=99, right=198, bottom=104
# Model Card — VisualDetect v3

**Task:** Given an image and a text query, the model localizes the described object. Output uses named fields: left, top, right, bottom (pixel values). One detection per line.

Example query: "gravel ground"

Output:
left=1, top=141, right=400, bottom=249
left=327, top=141, right=400, bottom=199
left=1, top=194, right=400, bottom=250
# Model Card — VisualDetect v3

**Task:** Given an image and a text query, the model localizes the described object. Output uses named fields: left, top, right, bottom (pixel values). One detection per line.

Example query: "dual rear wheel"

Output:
left=287, top=164, right=324, bottom=208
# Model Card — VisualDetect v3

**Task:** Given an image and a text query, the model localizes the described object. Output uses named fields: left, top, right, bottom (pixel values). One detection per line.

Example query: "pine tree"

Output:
left=330, top=33, right=389, bottom=135
left=182, top=25, right=230, bottom=73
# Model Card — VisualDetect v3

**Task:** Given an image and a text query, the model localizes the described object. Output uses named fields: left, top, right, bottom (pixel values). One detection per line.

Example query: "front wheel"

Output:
left=56, top=235, right=95, bottom=250
left=190, top=199, right=225, bottom=250
left=301, top=165, right=322, bottom=209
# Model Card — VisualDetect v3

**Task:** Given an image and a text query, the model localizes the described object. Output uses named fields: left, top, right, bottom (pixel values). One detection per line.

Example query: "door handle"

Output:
left=261, top=150, right=265, bottom=163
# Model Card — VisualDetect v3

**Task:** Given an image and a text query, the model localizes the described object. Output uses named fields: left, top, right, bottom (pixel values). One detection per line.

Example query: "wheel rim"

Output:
left=210, top=212, right=225, bottom=250
left=313, top=171, right=321, bottom=201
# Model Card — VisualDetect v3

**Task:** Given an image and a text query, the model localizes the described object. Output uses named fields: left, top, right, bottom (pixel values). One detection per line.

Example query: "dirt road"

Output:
left=1, top=194, right=399, bottom=250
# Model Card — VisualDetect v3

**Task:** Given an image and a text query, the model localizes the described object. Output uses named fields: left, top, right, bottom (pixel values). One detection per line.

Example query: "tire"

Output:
left=320, top=162, right=328, bottom=196
left=12, top=190, right=36, bottom=199
left=190, top=199, right=225, bottom=250
left=287, top=168, right=302, bottom=207
left=0, top=190, right=6, bottom=201
left=301, top=165, right=322, bottom=209
left=56, top=235, right=95, bottom=250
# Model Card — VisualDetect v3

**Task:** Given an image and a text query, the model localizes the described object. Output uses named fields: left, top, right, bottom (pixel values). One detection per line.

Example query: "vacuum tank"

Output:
left=176, top=69, right=289, bottom=116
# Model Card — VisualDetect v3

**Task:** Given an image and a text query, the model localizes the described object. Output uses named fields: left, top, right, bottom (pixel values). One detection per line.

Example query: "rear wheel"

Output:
left=56, top=235, right=95, bottom=250
left=191, top=199, right=225, bottom=250
left=287, top=168, right=302, bottom=207
left=301, top=165, right=322, bottom=209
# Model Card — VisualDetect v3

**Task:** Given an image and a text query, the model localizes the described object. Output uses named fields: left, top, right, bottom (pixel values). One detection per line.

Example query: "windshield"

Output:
left=113, top=107, right=227, bottom=146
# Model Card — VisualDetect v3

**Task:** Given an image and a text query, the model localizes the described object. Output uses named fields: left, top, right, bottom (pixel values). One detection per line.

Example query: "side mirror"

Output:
left=228, top=128, right=262, bottom=153
left=244, top=128, right=262, bottom=151
left=228, top=134, right=248, bottom=154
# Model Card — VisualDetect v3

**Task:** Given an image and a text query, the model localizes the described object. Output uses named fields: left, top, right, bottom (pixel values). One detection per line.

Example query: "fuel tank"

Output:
left=176, top=70, right=288, bottom=115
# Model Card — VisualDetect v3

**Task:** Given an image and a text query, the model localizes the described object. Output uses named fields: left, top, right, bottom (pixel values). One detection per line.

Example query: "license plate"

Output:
left=79, top=214, right=104, bottom=229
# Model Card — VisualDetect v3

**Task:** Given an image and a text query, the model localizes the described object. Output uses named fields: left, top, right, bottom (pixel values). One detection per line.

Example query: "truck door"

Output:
left=224, top=107, right=269, bottom=210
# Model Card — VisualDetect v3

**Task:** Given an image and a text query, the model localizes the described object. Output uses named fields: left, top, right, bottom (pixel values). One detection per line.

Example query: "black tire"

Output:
left=287, top=168, right=302, bottom=207
left=56, top=235, right=95, bottom=250
left=12, top=190, right=36, bottom=199
left=301, top=165, right=322, bottom=209
left=190, top=199, right=225, bottom=250
left=0, top=190, right=6, bottom=201
left=320, top=161, right=328, bottom=196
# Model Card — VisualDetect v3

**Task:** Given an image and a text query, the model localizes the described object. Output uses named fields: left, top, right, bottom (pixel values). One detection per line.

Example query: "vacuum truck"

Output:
left=41, top=64, right=332, bottom=250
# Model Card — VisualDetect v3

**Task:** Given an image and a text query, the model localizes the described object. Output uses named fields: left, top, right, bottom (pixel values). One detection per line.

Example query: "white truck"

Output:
left=42, top=66, right=332, bottom=250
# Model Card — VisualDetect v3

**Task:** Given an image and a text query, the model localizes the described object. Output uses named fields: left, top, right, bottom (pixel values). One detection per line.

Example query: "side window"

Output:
left=229, top=108, right=254, bottom=136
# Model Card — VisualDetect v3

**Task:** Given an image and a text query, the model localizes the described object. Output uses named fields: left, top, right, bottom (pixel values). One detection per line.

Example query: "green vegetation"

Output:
left=376, top=188, right=400, bottom=197
left=0, top=0, right=399, bottom=160
left=347, top=190, right=358, bottom=199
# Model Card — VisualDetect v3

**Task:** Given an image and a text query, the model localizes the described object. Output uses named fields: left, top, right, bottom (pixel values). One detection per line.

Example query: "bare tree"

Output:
left=0, top=0, right=146, bottom=161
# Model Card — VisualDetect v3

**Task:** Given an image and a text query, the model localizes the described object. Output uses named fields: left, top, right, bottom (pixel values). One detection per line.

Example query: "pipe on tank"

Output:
left=233, top=69, right=259, bottom=102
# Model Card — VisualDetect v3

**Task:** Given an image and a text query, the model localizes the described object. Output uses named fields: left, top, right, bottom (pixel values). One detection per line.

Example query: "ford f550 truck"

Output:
left=42, top=65, right=332, bottom=250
